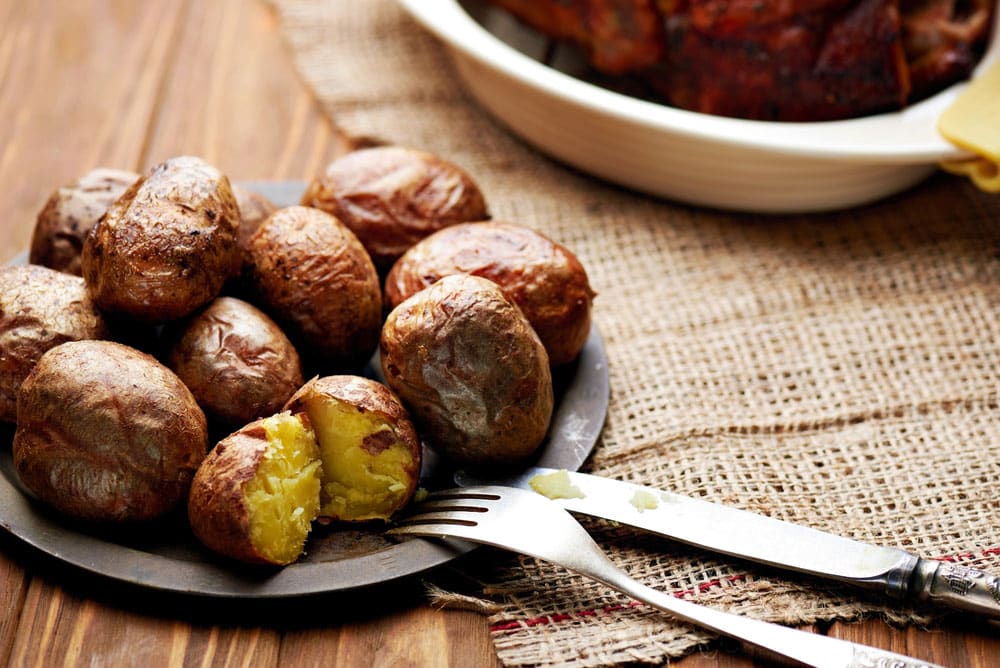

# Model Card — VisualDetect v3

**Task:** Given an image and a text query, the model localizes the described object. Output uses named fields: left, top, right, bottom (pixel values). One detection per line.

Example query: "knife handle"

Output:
left=910, top=558, right=1000, bottom=619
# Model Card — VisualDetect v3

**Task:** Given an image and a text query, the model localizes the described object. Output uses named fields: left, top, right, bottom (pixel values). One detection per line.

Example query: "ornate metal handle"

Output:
left=850, top=646, right=941, bottom=668
left=911, top=559, right=1000, bottom=619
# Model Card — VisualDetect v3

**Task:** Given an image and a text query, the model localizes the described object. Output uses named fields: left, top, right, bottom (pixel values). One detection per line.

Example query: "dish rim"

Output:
left=398, top=0, right=999, bottom=163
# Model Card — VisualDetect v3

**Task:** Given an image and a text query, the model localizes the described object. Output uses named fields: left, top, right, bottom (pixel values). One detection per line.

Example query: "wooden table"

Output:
left=0, top=2, right=998, bottom=666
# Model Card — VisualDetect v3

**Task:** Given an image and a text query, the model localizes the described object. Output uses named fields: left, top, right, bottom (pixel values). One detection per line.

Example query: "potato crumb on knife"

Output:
left=529, top=469, right=585, bottom=500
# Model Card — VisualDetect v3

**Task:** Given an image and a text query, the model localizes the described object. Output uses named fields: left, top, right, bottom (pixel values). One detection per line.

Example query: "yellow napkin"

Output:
left=938, top=57, right=1000, bottom=193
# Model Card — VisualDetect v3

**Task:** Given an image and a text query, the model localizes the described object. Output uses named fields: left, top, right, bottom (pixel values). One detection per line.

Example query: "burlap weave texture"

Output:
left=272, top=1, right=1000, bottom=665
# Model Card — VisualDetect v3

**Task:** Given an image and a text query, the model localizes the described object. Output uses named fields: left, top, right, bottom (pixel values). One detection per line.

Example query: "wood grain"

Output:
left=0, top=0, right=996, bottom=666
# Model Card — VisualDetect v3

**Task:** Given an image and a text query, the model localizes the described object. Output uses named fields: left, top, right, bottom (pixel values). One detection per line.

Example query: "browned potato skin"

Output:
left=30, top=168, right=140, bottom=276
left=0, top=265, right=113, bottom=422
left=13, top=340, right=207, bottom=523
left=380, top=274, right=553, bottom=466
left=384, top=222, right=596, bottom=366
left=163, top=297, right=303, bottom=430
left=232, top=185, right=277, bottom=257
left=81, top=156, right=240, bottom=323
left=284, top=374, right=422, bottom=517
left=300, top=146, right=489, bottom=271
left=187, top=420, right=273, bottom=565
left=245, top=206, right=381, bottom=371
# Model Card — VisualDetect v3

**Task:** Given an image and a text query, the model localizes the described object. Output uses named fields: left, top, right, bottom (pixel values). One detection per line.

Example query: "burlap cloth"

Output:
left=271, top=1, right=1000, bottom=665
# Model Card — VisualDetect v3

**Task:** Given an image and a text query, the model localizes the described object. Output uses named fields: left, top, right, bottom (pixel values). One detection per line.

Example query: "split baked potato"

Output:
left=187, top=411, right=323, bottom=566
left=188, top=376, right=420, bottom=565
left=284, top=375, right=421, bottom=522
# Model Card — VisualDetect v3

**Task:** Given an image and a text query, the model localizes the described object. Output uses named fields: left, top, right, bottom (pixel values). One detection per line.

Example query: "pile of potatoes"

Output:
left=3, top=147, right=595, bottom=566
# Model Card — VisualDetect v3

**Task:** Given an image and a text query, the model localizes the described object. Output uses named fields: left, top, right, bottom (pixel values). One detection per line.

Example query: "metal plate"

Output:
left=0, top=181, right=609, bottom=598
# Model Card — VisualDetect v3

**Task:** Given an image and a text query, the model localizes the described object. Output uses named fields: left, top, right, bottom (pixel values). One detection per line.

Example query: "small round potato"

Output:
left=284, top=375, right=421, bottom=522
left=81, top=156, right=240, bottom=323
left=162, top=297, right=304, bottom=430
left=231, top=184, right=277, bottom=257
left=381, top=274, right=553, bottom=466
left=188, top=412, right=323, bottom=566
left=384, top=221, right=596, bottom=366
left=13, top=340, right=208, bottom=523
left=300, top=146, right=489, bottom=270
left=0, top=265, right=113, bottom=422
left=244, top=206, right=381, bottom=371
left=30, top=168, right=139, bottom=275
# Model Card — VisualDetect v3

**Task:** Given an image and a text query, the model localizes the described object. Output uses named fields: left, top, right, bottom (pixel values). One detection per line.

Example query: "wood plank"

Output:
left=0, top=0, right=187, bottom=263
left=280, top=593, right=498, bottom=668
left=8, top=578, right=282, bottom=667
left=827, top=618, right=1000, bottom=667
left=0, top=1, right=392, bottom=665
left=444, top=610, right=500, bottom=668
left=0, top=551, right=28, bottom=666
left=139, top=0, right=343, bottom=181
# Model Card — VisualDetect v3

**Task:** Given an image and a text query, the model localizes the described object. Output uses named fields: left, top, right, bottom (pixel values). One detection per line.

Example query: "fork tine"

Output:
left=394, top=510, right=480, bottom=525
left=390, top=522, right=476, bottom=536
left=421, top=489, right=502, bottom=501
left=401, top=499, right=490, bottom=513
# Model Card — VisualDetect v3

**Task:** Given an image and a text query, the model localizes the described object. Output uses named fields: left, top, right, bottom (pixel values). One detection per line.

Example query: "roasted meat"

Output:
left=488, top=0, right=995, bottom=121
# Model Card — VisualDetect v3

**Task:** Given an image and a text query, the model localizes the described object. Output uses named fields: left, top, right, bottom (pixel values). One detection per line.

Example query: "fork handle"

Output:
left=578, top=558, right=943, bottom=668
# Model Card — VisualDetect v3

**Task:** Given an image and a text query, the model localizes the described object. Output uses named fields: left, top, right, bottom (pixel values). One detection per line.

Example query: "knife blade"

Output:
left=455, top=466, right=1000, bottom=620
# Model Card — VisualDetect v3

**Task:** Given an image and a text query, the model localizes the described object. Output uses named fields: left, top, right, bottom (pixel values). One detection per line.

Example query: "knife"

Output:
left=455, top=466, right=1000, bottom=620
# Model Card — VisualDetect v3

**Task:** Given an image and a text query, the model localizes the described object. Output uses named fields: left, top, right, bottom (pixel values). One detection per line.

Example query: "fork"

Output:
left=389, top=486, right=943, bottom=668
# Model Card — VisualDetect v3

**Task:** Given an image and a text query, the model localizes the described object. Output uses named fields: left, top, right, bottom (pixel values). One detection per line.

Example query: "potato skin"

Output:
left=284, top=374, right=422, bottom=518
left=300, top=146, right=489, bottom=270
left=232, top=185, right=277, bottom=257
left=384, top=222, right=596, bottom=366
left=163, top=297, right=303, bottom=430
left=30, top=168, right=139, bottom=276
left=187, top=420, right=271, bottom=564
left=284, top=375, right=420, bottom=445
left=81, top=156, right=240, bottom=323
left=245, top=206, right=381, bottom=371
left=380, top=274, right=553, bottom=466
left=0, top=265, right=113, bottom=422
left=13, top=340, right=207, bottom=523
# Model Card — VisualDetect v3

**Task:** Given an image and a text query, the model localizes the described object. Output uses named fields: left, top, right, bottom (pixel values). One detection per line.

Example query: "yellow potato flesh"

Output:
left=244, top=413, right=323, bottom=565
left=304, top=398, right=414, bottom=521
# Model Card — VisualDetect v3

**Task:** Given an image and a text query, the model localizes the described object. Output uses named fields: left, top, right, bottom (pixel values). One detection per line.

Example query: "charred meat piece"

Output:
left=488, top=0, right=667, bottom=73
left=901, top=0, right=995, bottom=99
left=488, top=0, right=995, bottom=121
left=655, top=0, right=910, bottom=120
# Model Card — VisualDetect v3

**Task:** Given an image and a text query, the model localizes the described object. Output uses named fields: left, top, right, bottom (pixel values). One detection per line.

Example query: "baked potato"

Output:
left=284, top=375, right=421, bottom=522
left=162, top=296, right=303, bottom=431
left=187, top=412, right=322, bottom=566
left=384, top=221, right=596, bottom=366
left=244, top=206, right=381, bottom=371
left=0, top=265, right=113, bottom=422
left=29, top=168, right=139, bottom=276
left=232, top=184, right=277, bottom=257
left=81, top=156, right=240, bottom=323
left=13, top=340, right=208, bottom=523
left=380, top=274, right=553, bottom=466
left=300, top=146, right=490, bottom=271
